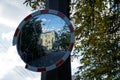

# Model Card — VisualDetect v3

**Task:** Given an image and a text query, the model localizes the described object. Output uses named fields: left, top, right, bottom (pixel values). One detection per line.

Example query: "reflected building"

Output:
left=41, top=31, right=57, bottom=51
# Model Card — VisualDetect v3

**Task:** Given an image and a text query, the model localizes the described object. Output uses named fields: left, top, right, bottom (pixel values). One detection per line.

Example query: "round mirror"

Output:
left=13, top=9, right=74, bottom=72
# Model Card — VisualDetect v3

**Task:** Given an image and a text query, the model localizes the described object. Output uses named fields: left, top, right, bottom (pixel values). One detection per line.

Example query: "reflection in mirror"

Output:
left=17, top=14, right=70, bottom=67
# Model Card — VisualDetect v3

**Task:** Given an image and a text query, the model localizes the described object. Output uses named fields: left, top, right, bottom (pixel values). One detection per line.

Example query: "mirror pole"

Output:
left=41, top=0, right=71, bottom=80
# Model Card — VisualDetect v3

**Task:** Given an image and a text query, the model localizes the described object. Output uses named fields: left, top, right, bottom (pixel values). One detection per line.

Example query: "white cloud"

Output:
left=0, top=17, right=18, bottom=28
left=0, top=46, right=24, bottom=79
left=26, top=76, right=40, bottom=80
left=71, top=58, right=81, bottom=75
left=0, top=0, right=32, bottom=28
left=0, top=5, right=3, bottom=14
left=41, top=18, right=47, bottom=22
left=1, top=31, right=14, bottom=42
left=1, top=66, right=40, bottom=80
left=71, top=58, right=80, bottom=69
left=0, top=45, right=41, bottom=80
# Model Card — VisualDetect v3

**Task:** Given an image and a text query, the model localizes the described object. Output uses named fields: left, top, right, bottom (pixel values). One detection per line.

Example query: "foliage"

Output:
left=58, top=32, right=70, bottom=50
left=71, top=0, right=120, bottom=79
left=23, top=0, right=45, bottom=10
left=23, top=0, right=120, bottom=79
left=18, top=19, right=45, bottom=63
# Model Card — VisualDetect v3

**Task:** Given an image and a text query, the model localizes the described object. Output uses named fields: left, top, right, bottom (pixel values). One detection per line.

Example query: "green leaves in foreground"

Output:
left=72, top=0, right=120, bottom=79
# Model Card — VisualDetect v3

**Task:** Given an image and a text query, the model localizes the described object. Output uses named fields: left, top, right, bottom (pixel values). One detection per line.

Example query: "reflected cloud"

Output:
left=41, top=18, right=47, bottom=22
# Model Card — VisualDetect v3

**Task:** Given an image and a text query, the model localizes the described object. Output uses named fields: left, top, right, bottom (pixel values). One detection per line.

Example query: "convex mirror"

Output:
left=13, top=9, right=75, bottom=72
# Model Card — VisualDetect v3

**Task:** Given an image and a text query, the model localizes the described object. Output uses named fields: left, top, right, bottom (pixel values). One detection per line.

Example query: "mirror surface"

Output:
left=17, top=14, right=70, bottom=67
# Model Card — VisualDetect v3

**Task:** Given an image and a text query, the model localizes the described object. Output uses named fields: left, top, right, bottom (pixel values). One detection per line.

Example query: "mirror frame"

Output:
left=13, top=9, right=75, bottom=72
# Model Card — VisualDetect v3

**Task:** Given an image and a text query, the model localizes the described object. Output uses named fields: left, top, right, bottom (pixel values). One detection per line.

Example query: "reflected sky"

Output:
left=33, top=14, right=66, bottom=33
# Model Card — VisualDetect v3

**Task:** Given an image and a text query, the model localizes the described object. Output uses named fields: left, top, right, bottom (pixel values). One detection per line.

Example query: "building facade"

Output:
left=41, top=31, right=57, bottom=51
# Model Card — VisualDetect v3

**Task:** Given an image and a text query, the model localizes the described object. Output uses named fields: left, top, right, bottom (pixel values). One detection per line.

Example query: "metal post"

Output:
left=41, top=0, right=71, bottom=80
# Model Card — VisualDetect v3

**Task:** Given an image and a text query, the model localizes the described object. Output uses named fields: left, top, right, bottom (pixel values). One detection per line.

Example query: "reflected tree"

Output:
left=18, top=19, right=46, bottom=63
left=58, top=32, right=70, bottom=50
left=54, top=24, right=70, bottom=51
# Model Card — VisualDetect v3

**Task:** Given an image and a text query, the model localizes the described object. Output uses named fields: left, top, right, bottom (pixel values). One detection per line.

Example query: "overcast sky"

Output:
left=0, top=0, right=80, bottom=80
